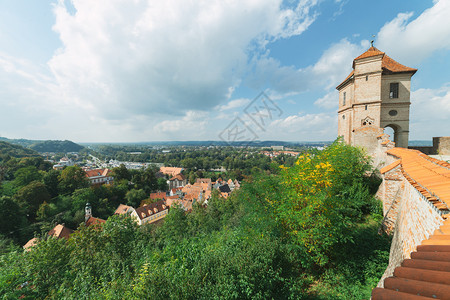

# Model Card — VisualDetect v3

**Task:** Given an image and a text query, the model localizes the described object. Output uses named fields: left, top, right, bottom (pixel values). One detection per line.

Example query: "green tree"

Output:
left=13, top=166, right=42, bottom=188
left=58, top=166, right=89, bottom=194
left=43, top=169, right=60, bottom=198
left=125, top=189, right=147, bottom=207
left=14, top=181, right=51, bottom=220
left=111, top=164, right=131, bottom=181
left=0, top=196, right=27, bottom=240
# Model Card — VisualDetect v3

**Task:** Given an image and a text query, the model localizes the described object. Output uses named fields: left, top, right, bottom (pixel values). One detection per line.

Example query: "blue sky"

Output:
left=0, top=0, right=449, bottom=143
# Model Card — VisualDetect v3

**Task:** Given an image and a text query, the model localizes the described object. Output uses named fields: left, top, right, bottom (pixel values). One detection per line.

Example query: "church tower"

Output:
left=336, top=46, right=417, bottom=149
left=85, top=202, right=92, bottom=223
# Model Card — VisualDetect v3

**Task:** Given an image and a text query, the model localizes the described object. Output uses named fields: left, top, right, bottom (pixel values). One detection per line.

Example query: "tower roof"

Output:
left=337, top=47, right=417, bottom=90
left=354, top=46, right=385, bottom=60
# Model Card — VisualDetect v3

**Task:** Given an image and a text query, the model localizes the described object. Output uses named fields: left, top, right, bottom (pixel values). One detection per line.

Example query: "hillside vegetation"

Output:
left=29, top=140, right=84, bottom=153
left=0, top=137, right=84, bottom=153
left=0, top=142, right=40, bottom=160
left=0, top=140, right=390, bottom=299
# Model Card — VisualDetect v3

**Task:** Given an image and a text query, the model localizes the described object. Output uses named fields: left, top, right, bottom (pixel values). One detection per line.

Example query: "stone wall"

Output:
left=433, top=136, right=450, bottom=155
left=377, top=179, right=443, bottom=287
left=375, top=142, right=444, bottom=287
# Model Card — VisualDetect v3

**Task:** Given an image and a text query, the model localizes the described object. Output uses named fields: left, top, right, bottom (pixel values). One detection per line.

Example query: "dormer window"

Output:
left=343, top=92, right=346, bottom=106
left=390, top=83, right=399, bottom=98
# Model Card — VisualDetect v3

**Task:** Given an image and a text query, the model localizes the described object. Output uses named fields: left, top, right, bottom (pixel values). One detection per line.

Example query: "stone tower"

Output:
left=336, top=46, right=417, bottom=150
left=85, top=202, right=92, bottom=223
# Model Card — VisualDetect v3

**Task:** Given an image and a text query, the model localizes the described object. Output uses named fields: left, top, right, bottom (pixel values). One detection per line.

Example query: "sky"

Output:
left=0, top=0, right=450, bottom=143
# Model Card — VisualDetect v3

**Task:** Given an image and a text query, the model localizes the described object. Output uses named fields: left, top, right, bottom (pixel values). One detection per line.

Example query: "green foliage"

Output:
left=13, top=166, right=42, bottom=189
left=0, top=139, right=389, bottom=299
left=29, top=140, right=84, bottom=153
left=58, top=166, right=89, bottom=195
left=14, top=181, right=51, bottom=220
left=125, top=188, right=147, bottom=207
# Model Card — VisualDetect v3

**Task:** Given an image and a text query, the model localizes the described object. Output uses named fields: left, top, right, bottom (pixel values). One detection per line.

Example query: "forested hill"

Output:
left=0, top=141, right=40, bottom=159
left=0, top=137, right=84, bottom=153
left=29, top=140, right=84, bottom=153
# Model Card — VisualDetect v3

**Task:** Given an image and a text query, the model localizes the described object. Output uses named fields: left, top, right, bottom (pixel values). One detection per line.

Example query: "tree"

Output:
left=0, top=196, right=27, bottom=239
left=42, top=169, right=60, bottom=198
left=125, top=189, right=147, bottom=207
left=13, top=166, right=42, bottom=188
left=58, top=166, right=89, bottom=194
left=157, top=177, right=168, bottom=191
left=111, top=164, right=131, bottom=181
left=14, top=181, right=51, bottom=220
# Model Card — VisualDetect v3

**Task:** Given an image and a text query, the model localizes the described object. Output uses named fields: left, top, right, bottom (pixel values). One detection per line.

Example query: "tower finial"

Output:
left=370, top=34, right=376, bottom=47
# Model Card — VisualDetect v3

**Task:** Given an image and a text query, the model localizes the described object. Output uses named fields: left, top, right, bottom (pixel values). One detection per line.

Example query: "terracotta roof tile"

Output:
left=382, top=54, right=417, bottom=74
left=85, top=216, right=106, bottom=227
left=387, top=148, right=450, bottom=209
left=354, top=46, right=385, bottom=60
left=48, top=224, right=74, bottom=239
left=380, top=160, right=401, bottom=174
left=337, top=47, right=416, bottom=90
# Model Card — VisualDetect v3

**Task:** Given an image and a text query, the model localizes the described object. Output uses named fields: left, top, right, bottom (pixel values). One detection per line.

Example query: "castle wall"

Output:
left=375, top=141, right=444, bottom=287
left=433, top=136, right=450, bottom=155
left=377, top=178, right=443, bottom=287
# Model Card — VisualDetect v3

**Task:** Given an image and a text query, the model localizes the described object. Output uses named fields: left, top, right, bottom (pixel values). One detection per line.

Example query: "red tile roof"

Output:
left=23, top=237, right=39, bottom=251
left=135, top=200, right=168, bottom=220
left=380, top=160, right=401, bottom=174
left=387, top=148, right=450, bottom=210
left=85, top=168, right=111, bottom=178
left=149, top=192, right=167, bottom=200
left=337, top=47, right=417, bottom=90
left=382, top=54, right=417, bottom=74
left=373, top=148, right=450, bottom=299
left=85, top=216, right=106, bottom=227
left=114, top=204, right=133, bottom=215
left=170, top=173, right=186, bottom=181
left=354, top=46, right=385, bottom=60
left=48, top=224, right=74, bottom=239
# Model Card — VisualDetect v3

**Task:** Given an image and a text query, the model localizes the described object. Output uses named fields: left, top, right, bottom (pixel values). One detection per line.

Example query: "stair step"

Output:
left=402, top=259, right=450, bottom=272
left=411, top=251, right=450, bottom=262
left=421, top=239, right=450, bottom=245
left=384, top=277, right=450, bottom=299
left=372, top=287, right=436, bottom=299
left=394, top=266, right=450, bottom=285
left=417, top=245, right=450, bottom=252
left=427, top=235, right=450, bottom=240
left=433, top=228, right=450, bottom=235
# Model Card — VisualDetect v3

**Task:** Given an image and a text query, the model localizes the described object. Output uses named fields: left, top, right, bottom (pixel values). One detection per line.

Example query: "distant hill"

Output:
left=29, top=140, right=84, bottom=153
left=0, top=141, right=40, bottom=159
left=0, top=137, right=85, bottom=153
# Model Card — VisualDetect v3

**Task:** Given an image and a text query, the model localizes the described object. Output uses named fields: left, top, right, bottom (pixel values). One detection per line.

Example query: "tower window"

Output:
left=342, top=115, right=345, bottom=119
left=389, top=110, right=398, bottom=116
left=343, top=92, right=346, bottom=106
left=365, top=105, right=368, bottom=110
left=390, top=83, right=399, bottom=98
left=366, top=75, right=368, bottom=81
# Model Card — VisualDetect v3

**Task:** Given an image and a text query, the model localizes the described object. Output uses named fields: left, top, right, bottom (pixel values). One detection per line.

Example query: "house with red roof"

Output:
left=85, top=168, right=113, bottom=186
left=130, top=200, right=169, bottom=225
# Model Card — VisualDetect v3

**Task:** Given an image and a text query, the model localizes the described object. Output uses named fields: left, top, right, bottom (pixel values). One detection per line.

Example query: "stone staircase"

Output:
left=372, top=219, right=450, bottom=299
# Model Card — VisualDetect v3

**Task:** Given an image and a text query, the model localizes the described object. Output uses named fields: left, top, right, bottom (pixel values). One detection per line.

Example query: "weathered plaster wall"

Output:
left=375, top=141, right=444, bottom=287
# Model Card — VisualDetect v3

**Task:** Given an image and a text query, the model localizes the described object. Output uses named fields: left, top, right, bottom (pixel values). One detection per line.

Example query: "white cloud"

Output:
left=218, top=98, right=251, bottom=111
left=48, top=0, right=320, bottom=121
left=410, top=84, right=450, bottom=139
left=314, top=90, right=338, bottom=109
left=246, top=38, right=367, bottom=96
left=264, top=112, right=337, bottom=140
left=377, top=0, right=450, bottom=65
left=153, top=111, right=208, bottom=139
